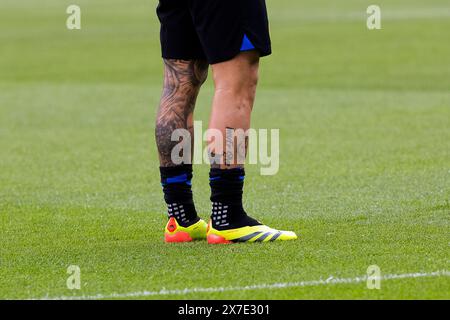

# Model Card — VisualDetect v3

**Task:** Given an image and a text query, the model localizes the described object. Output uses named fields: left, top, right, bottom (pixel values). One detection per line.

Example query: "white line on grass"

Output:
left=34, top=270, right=449, bottom=300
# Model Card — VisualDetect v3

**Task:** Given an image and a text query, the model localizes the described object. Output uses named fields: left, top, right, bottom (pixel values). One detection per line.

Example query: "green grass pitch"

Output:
left=0, top=0, right=449, bottom=299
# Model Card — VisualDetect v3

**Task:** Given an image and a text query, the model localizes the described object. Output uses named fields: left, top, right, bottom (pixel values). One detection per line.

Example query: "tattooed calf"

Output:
left=155, top=59, right=208, bottom=167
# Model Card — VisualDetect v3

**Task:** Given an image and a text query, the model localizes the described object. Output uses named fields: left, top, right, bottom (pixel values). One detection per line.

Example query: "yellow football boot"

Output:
left=206, top=220, right=297, bottom=244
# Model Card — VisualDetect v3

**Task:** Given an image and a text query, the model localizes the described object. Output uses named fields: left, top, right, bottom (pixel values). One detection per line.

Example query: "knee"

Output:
left=214, top=61, right=259, bottom=89
left=213, top=61, right=259, bottom=112
left=159, top=60, right=208, bottom=118
left=164, top=59, right=209, bottom=89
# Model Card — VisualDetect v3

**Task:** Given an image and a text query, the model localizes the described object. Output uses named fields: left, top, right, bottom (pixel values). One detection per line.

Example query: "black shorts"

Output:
left=156, top=0, right=272, bottom=64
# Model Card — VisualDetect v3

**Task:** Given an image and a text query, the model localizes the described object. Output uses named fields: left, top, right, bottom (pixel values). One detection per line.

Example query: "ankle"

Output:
left=160, top=165, right=198, bottom=226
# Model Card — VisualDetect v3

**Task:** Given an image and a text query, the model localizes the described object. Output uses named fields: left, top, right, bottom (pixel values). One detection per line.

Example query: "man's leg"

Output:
left=156, top=59, right=209, bottom=242
left=208, top=51, right=259, bottom=168
left=156, top=59, right=208, bottom=166
left=206, top=52, right=297, bottom=243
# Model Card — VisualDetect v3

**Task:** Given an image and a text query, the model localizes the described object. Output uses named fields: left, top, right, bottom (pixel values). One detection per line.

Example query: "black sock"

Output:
left=209, top=168, right=260, bottom=230
left=160, top=165, right=199, bottom=227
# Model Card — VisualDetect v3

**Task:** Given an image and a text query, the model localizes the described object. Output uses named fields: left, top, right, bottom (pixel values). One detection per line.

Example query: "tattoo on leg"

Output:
left=156, top=59, right=208, bottom=167
left=237, top=134, right=249, bottom=165
left=225, top=127, right=235, bottom=167
left=208, top=127, right=248, bottom=169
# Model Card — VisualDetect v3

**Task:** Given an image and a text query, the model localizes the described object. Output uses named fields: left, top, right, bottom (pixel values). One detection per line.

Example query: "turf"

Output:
left=0, top=0, right=449, bottom=299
